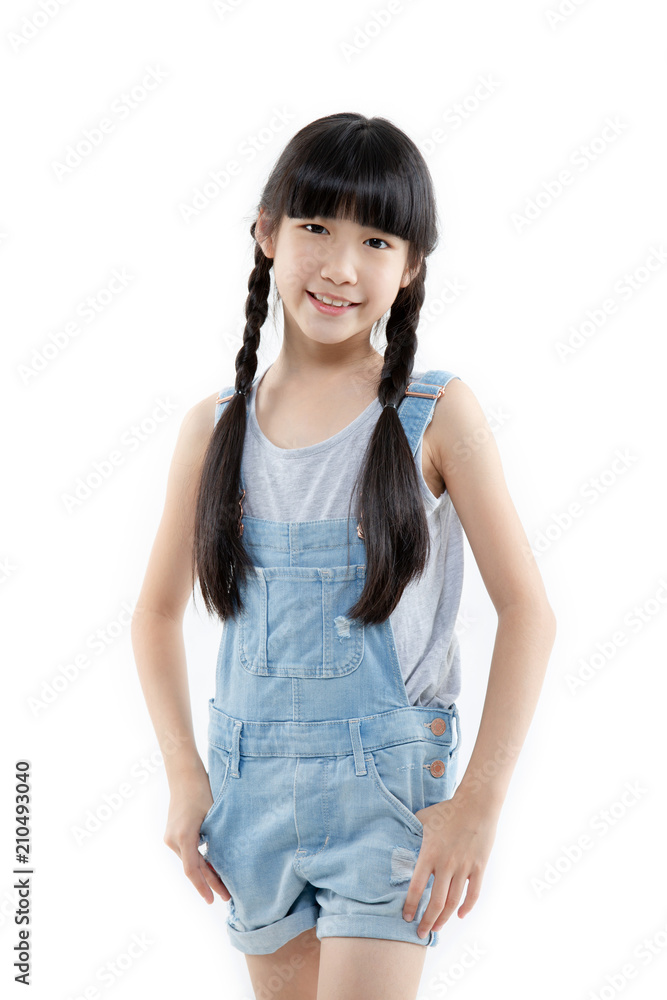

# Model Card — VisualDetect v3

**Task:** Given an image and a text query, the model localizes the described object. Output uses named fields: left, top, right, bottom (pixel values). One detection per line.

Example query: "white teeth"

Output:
left=312, top=292, right=354, bottom=307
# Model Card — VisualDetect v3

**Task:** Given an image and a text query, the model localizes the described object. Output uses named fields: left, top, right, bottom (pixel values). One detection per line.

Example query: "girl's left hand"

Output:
left=404, top=793, right=500, bottom=938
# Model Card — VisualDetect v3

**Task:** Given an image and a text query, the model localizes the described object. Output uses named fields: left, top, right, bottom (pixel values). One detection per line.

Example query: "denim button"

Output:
left=430, top=718, right=447, bottom=736
left=429, top=760, right=445, bottom=777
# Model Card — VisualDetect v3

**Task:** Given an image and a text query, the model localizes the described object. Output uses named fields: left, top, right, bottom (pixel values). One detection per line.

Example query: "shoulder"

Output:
left=171, top=390, right=221, bottom=465
left=424, top=376, right=492, bottom=481
left=433, top=375, right=482, bottom=424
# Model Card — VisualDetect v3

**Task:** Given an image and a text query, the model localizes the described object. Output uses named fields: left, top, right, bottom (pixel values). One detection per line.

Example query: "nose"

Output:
left=319, top=242, right=358, bottom=287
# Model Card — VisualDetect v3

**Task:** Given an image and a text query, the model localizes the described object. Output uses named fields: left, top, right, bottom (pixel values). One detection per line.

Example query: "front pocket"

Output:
left=200, top=743, right=231, bottom=828
left=365, top=748, right=425, bottom=838
left=238, top=564, right=366, bottom=678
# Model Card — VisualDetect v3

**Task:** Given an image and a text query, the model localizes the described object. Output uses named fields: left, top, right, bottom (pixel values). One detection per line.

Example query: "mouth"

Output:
left=306, top=290, right=360, bottom=309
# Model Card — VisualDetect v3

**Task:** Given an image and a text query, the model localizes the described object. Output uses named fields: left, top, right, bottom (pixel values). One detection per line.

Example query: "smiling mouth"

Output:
left=306, top=290, right=360, bottom=307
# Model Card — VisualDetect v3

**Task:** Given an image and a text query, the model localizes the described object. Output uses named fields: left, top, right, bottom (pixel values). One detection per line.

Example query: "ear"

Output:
left=399, top=258, right=422, bottom=289
left=255, top=206, right=276, bottom=259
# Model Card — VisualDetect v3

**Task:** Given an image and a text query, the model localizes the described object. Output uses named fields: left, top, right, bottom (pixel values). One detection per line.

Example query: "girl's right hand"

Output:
left=163, top=772, right=231, bottom=905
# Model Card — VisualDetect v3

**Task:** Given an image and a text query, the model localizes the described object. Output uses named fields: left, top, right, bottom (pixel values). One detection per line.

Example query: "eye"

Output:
left=303, top=224, right=390, bottom=249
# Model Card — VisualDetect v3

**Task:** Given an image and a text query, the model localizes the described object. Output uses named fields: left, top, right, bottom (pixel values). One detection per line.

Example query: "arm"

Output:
left=131, top=390, right=229, bottom=904
left=404, top=378, right=557, bottom=935
left=440, top=379, right=557, bottom=817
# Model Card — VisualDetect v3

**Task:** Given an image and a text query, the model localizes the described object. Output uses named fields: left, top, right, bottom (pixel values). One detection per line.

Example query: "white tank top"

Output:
left=239, top=368, right=463, bottom=710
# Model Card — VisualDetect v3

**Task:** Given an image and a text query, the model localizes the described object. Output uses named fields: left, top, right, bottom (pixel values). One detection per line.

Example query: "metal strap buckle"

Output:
left=404, top=381, right=446, bottom=400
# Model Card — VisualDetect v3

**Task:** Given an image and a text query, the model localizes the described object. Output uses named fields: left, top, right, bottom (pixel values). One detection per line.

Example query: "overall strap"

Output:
left=397, top=369, right=461, bottom=459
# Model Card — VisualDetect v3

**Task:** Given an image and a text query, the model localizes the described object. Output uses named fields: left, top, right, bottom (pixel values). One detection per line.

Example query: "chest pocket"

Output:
left=237, top=563, right=366, bottom=678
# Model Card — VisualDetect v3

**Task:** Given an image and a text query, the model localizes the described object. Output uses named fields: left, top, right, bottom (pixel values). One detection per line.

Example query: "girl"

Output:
left=132, top=112, right=556, bottom=1000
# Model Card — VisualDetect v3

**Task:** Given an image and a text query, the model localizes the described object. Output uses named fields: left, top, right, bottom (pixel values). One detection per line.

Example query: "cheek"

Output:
left=275, top=252, right=322, bottom=294
left=367, top=254, right=403, bottom=287
left=373, top=269, right=405, bottom=308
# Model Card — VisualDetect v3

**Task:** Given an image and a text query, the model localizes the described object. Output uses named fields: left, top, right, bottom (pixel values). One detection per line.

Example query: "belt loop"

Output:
left=450, top=705, right=461, bottom=752
left=348, top=719, right=367, bottom=776
left=230, top=721, right=242, bottom=777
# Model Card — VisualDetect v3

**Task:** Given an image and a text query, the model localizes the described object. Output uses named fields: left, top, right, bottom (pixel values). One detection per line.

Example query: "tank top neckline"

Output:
left=248, top=368, right=385, bottom=458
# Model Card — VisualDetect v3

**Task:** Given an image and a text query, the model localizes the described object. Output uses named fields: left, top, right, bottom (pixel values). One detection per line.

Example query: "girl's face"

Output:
left=257, top=209, right=417, bottom=350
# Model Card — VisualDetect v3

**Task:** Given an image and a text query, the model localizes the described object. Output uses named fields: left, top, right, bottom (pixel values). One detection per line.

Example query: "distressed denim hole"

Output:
left=334, top=615, right=351, bottom=639
left=390, top=845, right=420, bottom=885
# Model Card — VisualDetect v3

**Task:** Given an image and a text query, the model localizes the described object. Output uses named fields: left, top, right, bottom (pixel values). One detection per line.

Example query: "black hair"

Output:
left=193, top=112, right=440, bottom=626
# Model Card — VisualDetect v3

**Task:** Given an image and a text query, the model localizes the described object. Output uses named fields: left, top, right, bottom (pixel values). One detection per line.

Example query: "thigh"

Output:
left=317, top=936, right=427, bottom=1000
left=245, top=925, right=321, bottom=1000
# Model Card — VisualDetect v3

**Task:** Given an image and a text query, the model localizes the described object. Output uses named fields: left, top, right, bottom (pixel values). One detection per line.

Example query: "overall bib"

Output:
left=198, top=370, right=463, bottom=955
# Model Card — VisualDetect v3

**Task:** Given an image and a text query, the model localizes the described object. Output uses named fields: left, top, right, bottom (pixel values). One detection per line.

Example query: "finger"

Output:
left=457, top=869, right=481, bottom=918
left=430, top=873, right=468, bottom=932
left=201, top=858, right=231, bottom=902
left=415, top=875, right=451, bottom=939
left=182, top=841, right=219, bottom=903
left=402, top=860, right=437, bottom=924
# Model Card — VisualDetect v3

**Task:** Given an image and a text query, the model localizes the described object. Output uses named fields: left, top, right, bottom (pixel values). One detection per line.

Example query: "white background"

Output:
left=2, top=1, right=666, bottom=998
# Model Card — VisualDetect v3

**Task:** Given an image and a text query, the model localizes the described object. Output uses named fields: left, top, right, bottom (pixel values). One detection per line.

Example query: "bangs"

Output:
left=281, top=120, right=434, bottom=252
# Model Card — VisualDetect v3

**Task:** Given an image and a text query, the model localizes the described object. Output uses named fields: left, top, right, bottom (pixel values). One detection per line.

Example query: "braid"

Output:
left=234, top=221, right=272, bottom=395
left=346, top=260, right=431, bottom=625
left=192, top=218, right=273, bottom=621
left=379, top=262, right=426, bottom=405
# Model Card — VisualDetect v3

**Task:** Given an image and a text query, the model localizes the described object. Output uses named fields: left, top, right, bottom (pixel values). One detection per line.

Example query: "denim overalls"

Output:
left=198, top=370, right=462, bottom=955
